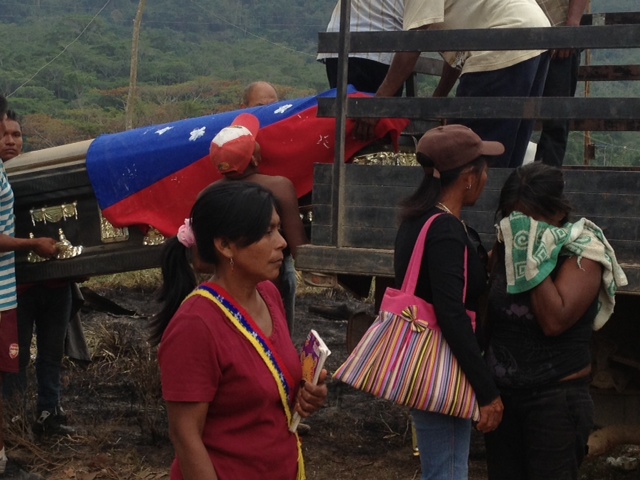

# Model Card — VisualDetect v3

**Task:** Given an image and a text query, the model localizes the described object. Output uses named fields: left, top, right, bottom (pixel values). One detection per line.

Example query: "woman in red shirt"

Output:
left=150, top=181, right=327, bottom=480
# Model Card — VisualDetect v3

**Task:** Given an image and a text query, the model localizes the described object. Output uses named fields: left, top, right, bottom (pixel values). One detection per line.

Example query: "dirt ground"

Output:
left=4, top=281, right=640, bottom=479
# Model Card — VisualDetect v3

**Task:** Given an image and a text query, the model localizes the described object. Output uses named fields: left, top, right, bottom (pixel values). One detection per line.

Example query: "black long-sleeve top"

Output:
left=394, top=208, right=500, bottom=406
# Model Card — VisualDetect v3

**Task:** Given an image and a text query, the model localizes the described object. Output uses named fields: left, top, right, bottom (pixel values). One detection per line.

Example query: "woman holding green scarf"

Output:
left=150, top=181, right=327, bottom=480
left=485, top=162, right=627, bottom=480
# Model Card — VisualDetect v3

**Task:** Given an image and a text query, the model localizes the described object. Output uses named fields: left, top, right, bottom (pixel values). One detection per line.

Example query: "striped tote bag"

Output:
left=333, top=214, right=480, bottom=420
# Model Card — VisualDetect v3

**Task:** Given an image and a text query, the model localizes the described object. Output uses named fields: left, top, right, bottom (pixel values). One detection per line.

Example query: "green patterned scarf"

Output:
left=497, top=211, right=628, bottom=330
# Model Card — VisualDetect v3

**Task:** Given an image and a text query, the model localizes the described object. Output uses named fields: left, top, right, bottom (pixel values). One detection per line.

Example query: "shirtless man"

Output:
left=210, top=113, right=307, bottom=335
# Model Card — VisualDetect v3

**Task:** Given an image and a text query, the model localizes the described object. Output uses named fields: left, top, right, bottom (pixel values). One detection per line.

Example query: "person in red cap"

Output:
left=209, top=113, right=308, bottom=337
left=394, top=124, right=504, bottom=480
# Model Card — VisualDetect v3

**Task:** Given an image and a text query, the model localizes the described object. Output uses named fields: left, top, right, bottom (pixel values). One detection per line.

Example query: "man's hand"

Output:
left=353, top=118, right=379, bottom=142
left=32, top=237, right=58, bottom=258
left=552, top=48, right=574, bottom=60
left=353, top=50, right=422, bottom=141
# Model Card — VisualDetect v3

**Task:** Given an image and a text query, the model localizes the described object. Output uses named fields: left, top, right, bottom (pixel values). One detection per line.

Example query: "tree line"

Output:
left=0, top=0, right=637, bottom=165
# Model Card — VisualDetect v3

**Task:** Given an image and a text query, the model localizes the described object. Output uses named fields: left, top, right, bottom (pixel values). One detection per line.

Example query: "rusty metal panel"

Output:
left=318, top=97, right=640, bottom=125
left=301, top=165, right=640, bottom=293
left=579, top=65, right=640, bottom=82
left=318, top=25, right=640, bottom=54
left=582, top=12, right=640, bottom=25
left=568, top=120, right=640, bottom=131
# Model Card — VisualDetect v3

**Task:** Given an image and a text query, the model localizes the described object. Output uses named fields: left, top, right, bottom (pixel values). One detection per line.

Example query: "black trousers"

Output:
left=485, top=378, right=593, bottom=480
left=324, top=57, right=402, bottom=96
left=534, top=50, right=581, bottom=167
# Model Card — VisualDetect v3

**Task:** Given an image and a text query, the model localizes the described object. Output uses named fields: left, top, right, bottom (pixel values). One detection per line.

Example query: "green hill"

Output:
left=0, top=0, right=638, bottom=165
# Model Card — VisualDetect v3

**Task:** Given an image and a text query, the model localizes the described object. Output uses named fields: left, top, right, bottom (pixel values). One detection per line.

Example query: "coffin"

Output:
left=7, top=140, right=164, bottom=284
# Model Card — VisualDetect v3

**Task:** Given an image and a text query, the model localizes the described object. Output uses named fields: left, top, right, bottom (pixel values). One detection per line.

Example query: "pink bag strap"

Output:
left=401, top=212, right=470, bottom=303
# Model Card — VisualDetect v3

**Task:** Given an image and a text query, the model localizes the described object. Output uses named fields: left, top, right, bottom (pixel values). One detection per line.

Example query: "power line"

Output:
left=588, top=134, right=640, bottom=154
left=7, top=0, right=112, bottom=98
left=187, top=0, right=316, bottom=58
left=6, top=0, right=318, bottom=97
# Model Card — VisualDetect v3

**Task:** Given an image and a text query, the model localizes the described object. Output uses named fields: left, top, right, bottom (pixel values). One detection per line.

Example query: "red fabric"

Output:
left=0, top=309, right=19, bottom=373
left=159, top=281, right=302, bottom=480
left=102, top=113, right=408, bottom=237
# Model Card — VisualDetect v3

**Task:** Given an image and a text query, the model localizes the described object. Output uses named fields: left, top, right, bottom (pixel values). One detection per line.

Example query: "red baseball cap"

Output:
left=210, top=113, right=260, bottom=174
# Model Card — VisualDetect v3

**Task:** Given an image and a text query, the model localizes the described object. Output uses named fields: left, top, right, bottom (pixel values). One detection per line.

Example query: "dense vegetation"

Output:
left=0, top=0, right=638, bottom=165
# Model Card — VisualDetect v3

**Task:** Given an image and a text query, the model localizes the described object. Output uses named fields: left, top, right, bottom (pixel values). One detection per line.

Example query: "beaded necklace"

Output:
left=436, top=202, right=468, bottom=235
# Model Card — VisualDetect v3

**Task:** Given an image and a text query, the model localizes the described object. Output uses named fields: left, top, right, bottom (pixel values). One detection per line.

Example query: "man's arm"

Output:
left=270, top=178, right=308, bottom=258
left=555, top=0, right=588, bottom=59
left=376, top=51, right=422, bottom=98
left=432, top=62, right=461, bottom=98
left=353, top=51, right=421, bottom=141
left=0, top=234, right=57, bottom=257
left=566, top=0, right=588, bottom=26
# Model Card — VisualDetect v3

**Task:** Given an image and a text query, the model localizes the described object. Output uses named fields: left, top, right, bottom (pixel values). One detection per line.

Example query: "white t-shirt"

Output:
left=404, top=0, right=551, bottom=74
left=317, top=0, right=404, bottom=66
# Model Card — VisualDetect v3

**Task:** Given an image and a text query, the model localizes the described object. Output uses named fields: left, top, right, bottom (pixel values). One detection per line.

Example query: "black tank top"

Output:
left=486, top=256, right=597, bottom=390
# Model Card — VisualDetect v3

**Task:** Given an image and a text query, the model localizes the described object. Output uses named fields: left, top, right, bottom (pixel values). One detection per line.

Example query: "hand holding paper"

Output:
left=290, top=329, right=331, bottom=432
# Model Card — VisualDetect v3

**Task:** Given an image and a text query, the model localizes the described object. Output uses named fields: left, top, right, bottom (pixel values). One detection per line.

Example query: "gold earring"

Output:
left=229, top=257, right=234, bottom=269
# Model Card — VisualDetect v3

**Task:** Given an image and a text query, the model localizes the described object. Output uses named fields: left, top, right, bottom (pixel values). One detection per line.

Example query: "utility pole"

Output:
left=125, top=0, right=147, bottom=131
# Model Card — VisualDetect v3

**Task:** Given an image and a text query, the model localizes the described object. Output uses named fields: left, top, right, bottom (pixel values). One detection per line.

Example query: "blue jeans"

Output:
left=455, top=53, right=550, bottom=168
left=3, top=283, right=72, bottom=413
left=279, top=255, right=297, bottom=336
left=485, top=379, right=594, bottom=480
left=411, top=409, right=472, bottom=480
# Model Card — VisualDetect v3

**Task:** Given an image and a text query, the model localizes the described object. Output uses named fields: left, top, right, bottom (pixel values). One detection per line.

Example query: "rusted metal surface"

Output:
left=318, top=97, right=640, bottom=126
left=568, top=120, right=640, bottom=131
left=582, top=12, right=640, bottom=25
left=578, top=65, right=640, bottom=81
left=318, top=24, right=640, bottom=54
left=300, top=165, right=640, bottom=294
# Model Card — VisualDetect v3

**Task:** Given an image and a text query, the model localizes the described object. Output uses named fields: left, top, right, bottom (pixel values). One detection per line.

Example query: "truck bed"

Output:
left=297, top=164, right=640, bottom=294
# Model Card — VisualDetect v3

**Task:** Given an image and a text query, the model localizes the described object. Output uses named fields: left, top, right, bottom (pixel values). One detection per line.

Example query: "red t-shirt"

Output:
left=159, top=281, right=302, bottom=480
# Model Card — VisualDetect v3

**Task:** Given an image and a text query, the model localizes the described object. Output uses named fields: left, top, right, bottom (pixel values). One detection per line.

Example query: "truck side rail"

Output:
left=302, top=8, right=640, bottom=282
left=317, top=15, right=640, bottom=130
left=296, top=165, right=640, bottom=294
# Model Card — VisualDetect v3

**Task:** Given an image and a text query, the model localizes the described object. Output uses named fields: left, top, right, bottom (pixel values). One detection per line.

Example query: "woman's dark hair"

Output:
left=496, top=162, right=572, bottom=224
left=398, top=153, right=487, bottom=222
left=149, top=181, right=275, bottom=345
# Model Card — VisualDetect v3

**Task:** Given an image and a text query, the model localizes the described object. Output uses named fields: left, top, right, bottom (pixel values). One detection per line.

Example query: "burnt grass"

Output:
left=3, top=282, right=639, bottom=479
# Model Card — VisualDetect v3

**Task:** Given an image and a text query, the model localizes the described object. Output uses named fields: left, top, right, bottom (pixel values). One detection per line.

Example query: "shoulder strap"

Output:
left=189, top=282, right=296, bottom=404
left=187, top=283, right=306, bottom=479
left=401, top=212, right=470, bottom=303
left=401, top=213, right=442, bottom=293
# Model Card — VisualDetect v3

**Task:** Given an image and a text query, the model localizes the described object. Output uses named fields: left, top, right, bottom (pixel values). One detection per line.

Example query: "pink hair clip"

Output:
left=177, top=219, right=196, bottom=248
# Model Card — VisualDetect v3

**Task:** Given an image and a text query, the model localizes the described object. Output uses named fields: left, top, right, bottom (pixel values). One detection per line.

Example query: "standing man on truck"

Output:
left=355, top=0, right=551, bottom=168
left=534, top=0, right=589, bottom=166
left=0, top=99, right=57, bottom=479
left=318, top=0, right=404, bottom=96
left=1, top=111, right=77, bottom=438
